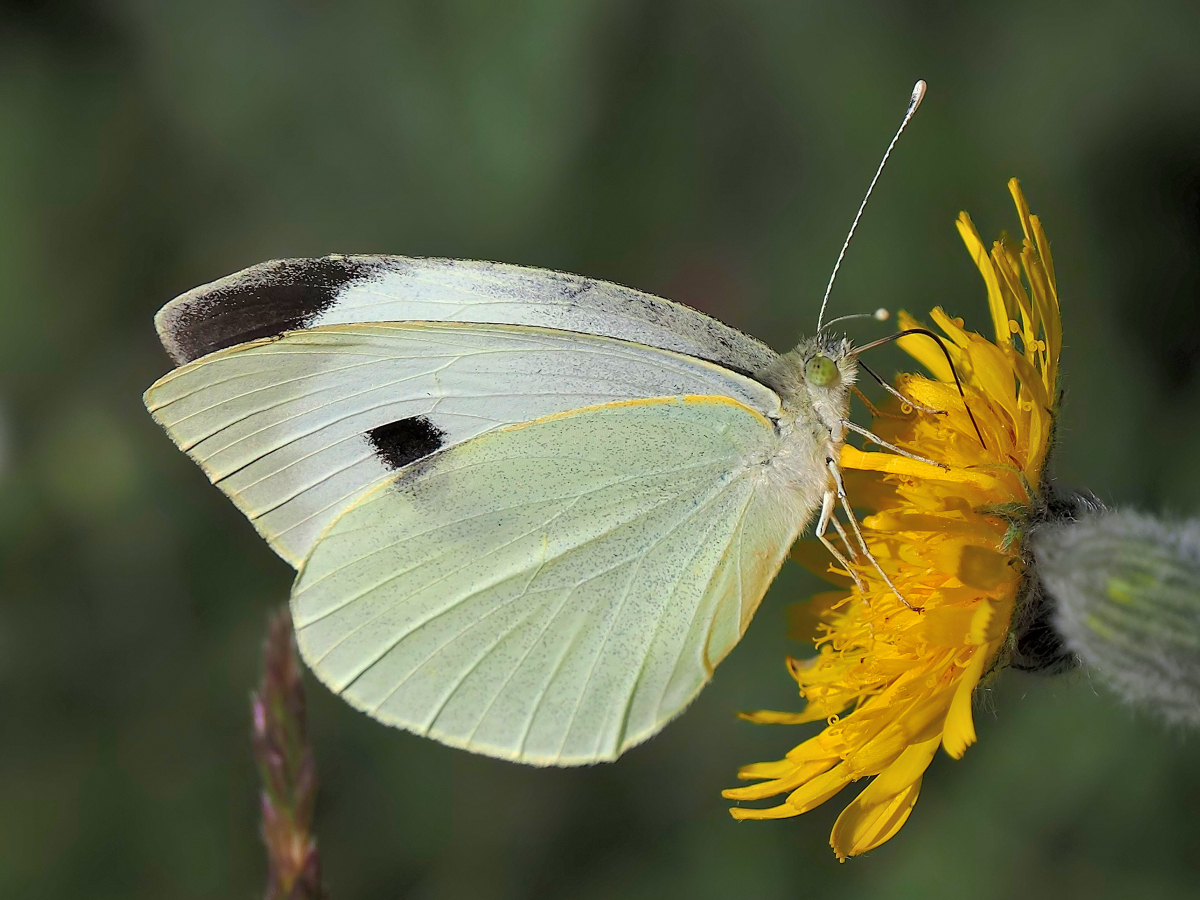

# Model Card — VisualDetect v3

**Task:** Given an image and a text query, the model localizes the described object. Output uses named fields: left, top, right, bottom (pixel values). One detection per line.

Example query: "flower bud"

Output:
left=1033, top=510, right=1200, bottom=726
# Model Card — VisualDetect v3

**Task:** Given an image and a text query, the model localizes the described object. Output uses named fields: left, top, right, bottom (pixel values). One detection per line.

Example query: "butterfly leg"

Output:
left=826, top=458, right=919, bottom=611
left=843, top=421, right=949, bottom=470
left=851, top=386, right=899, bottom=420
left=828, top=507, right=858, bottom=560
left=815, top=489, right=866, bottom=590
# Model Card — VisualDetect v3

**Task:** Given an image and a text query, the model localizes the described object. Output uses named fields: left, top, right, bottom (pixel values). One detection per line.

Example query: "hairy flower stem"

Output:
left=252, top=609, right=324, bottom=900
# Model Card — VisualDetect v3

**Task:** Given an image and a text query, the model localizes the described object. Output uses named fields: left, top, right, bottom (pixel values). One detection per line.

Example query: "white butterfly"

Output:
left=145, top=83, right=935, bottom=766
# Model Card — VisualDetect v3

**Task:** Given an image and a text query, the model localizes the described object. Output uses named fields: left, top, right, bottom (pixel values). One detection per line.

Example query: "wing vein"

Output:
left=552, top=474, right=741, bottom=762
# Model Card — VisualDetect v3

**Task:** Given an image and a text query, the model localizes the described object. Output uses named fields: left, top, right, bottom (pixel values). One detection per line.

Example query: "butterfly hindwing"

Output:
left=291, top=396, right=802, bottom=766
left=144, top=322, right=781, bottom=567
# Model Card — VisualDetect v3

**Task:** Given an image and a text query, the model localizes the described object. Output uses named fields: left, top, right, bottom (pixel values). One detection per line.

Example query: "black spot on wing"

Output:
left=157, top=256, right=384, bottom=364
left=367, top=416, right=446, bottom=471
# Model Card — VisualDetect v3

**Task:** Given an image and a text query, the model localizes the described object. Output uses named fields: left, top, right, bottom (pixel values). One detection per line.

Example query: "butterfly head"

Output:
left=771, top=335, right=858, bottom=437
left=800, top=335, right=856, bottom=392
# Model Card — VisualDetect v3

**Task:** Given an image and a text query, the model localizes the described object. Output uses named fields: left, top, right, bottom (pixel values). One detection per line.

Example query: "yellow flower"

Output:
left=724, top=179, right=1062, bottom=860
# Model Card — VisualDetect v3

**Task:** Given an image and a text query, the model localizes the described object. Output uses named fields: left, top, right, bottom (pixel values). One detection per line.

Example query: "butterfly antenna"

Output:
left=822, top=308, right=891, bottom=330
left=815, top=80, right=926, bottom=334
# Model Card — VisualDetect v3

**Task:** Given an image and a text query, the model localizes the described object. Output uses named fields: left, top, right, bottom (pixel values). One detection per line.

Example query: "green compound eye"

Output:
left=805, top=354, right=839, bottom=387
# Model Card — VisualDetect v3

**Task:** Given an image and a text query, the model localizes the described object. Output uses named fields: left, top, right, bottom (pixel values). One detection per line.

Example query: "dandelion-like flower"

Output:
left=724, top=179, right=1062, bottom=860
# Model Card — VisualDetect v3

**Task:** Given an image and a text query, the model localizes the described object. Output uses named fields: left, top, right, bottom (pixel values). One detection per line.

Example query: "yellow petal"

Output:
left=1008, top=177, right=1034, bottom=245
left=724, top=757, right=837, bottom=801
left=909, top=540, right=1015, bottom=593
left=832, top=778, right=923, bottom=861
left=784, top=763, right=857, bottom=814
left=896, top=312, right=955, bottom=381
left=841, top=445, right=989, bottom=486
left=1008, top=343, right=1050, bottom=407
left=863, top=511, right=984, bottom=537
left=1029, top=215, right=1061, bottom=356
left=829, top=735, right=940, bottom=859
left=736, top=708, right=816, bottom=726
left=920, top=604, right=978, bottom=646
left=941, top=649, right=988, bottom=758
left=928, top=307, right=976, bottom=351
left=963, top=336, right=1020, bottom=425
left=967, top=596, right=1007, bottom=646
left=733, top=759, right=795, bottom=780
left=956, top=212, right=1011, bottom=348
left=992, top=240, right=1036, bottom=348
left=729, top=803, right=800, bottom=821
left=955, top=543, right=1015, bottom=592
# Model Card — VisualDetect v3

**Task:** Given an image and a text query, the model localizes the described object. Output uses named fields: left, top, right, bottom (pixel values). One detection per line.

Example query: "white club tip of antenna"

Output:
left=910, top=80, right=927, bottom=112
left=873, top=308, right=890, bottom=321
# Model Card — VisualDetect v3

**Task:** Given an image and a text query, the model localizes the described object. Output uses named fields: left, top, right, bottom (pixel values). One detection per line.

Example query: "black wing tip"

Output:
left=153, top=254, right=401, bottom=365
left=149, top=254, right=587, bottom=367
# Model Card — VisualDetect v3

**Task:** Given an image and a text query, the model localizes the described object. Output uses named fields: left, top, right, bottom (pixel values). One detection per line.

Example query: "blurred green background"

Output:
left=3, top=1, right=1200, bottom=897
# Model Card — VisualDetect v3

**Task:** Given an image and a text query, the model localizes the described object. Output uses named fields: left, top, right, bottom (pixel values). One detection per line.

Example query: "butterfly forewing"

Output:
left=144, top=322, right=780, bottom=566
left=291, top=397, right=801, bottom=766
left=155, top=255, right=779, bottom=378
